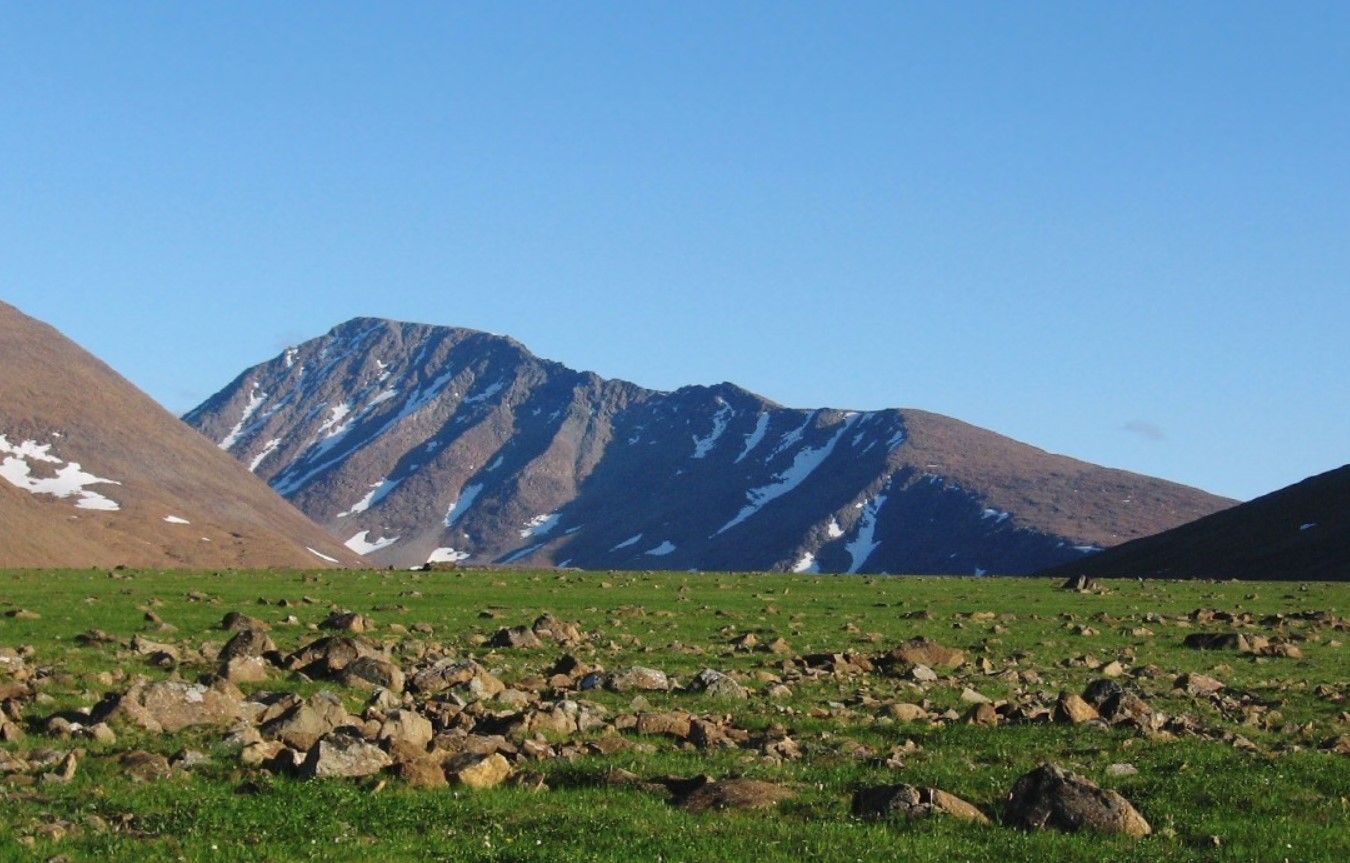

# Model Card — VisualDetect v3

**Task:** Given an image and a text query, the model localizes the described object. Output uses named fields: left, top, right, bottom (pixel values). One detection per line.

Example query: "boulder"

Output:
left=1054, top=692, right=1101, bottom=725
left=444, top=752, right=512, bottom=789
left=881, top=637, right=966, bottom=670
left=218, top=628, right=276, bottom=663
left=99, top=679, right=244, bottom=734
left=1005, top=763, right=1150, bottom=837
left=688, top=668, right=748, bottom=700
left=851, top=784, right=989, bottom=823
left=1183, top=633, right=1251, bottom=652
left=299, top=731, right=392, bottom=779
left=490, top=626, right=542, bottom=649
left=340, top=656, right=405, bottom=694
left=605, top=667, right=670, bottom=692
left=663, top=775, right=795, bottom=813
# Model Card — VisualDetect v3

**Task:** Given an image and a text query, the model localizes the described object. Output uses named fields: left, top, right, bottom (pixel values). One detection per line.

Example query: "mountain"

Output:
left=185, top=317, right=1235, bottom=573
left=1039, top=464, right=1350, bottom=582
left=0, top=301, right=362, bottom=569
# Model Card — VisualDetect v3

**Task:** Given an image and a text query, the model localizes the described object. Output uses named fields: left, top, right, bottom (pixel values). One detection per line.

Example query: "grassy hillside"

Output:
left=0, top=567, right=1346, bottom=862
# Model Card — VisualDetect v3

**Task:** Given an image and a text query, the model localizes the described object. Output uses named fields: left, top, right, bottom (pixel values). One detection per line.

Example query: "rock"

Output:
left=665, top=776, right=795, bottom=813
left=490, top=626, right=542, bottom=649
left=320, top=610, right=374, bottom=633
left=963, top=703, right=999, bottom=726
left=1005, top=763, right=1150, bottom=837
left=220, top=656, right=270, bottom=684
left=379, top=709, right=434, bottom=751
left=409, top=658, right=493, bottom=695
left=340, top=656, right=405, bottom=694
left=1061, top=575, right=1098, bottom=592
left=395, top=757, right=447, bottom=787
left=605, top=667, right=670, bottom=692
left=299, top=731, right=392, bottom=779
left=221, top=611, right=270, bottom=631
left=884, top=702, right=929, bottom=723
left=42, top=751, right=79, bottom=784
left=99, top=679, right=243, bottom=734
left=882, top=637, right=966, bottom=670
left=635, top=712, right=692, bottom=739
left=444, top=752, right=512, bottom=789
left=1183, top=633, right=1251, bottom=652
left=260, top=691, right=351, bottom=750
left=218, top=628, right=276, bottom=663
left=532, top=614, right=585, bottom=644
left=1054, top=692, right=1101, bottom=725
left=852, top=784, right=989, bottom=823
left=688, top=668, right=748, bottom=700
left=119, top=750, right=172, bottom=782
left=1176, top=673, right=1225, bottom=697
left=286, top=636, right=382, bottom=678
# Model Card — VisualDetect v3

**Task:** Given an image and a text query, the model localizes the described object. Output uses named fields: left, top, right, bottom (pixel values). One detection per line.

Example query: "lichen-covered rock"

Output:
left=1005, top=763, right=1150, bottom=837
left=299, top=731, right=392, bottom=779
left=851, top=784, right=989, bottom=823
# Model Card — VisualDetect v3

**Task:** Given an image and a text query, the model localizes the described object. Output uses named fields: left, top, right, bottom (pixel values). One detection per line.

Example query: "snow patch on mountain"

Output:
left=734, top=413, right=773, bottom=463
left=219, top=384, right=266, bottom=450
left=344, top=531, right=400, bottom=555
left=792, top=552, right=819, bottom=573
left=444, top=483, right=484, bottom=527
left=717, top=415, right=860, bottom=535
left=645, top=540, right=677, bottom=556
left=0, top=434, right=122, bottom=511
left=520, top=512, right=561, bottom=538
left=428, top=547, right=470, bottom=563
left=692, top=400, right=733, bottom=459
left=845, top=493, right=887, bottom=573
left=163, top=515, right=190, bottom=524
left=338, top=478, right=402, bottom=518
left=249, top=438, right=283, bottom=472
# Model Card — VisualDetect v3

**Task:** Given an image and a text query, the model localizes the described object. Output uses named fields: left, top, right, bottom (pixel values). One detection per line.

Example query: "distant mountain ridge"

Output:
left=1040, top=464, right=1350, bottom=582
left=185, top=317, right=1235, bottom=573
left=0, top=300, right=362, bottom=569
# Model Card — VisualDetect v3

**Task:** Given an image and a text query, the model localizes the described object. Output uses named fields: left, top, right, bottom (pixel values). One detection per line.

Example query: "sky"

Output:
left=3, top=2, right=1347, bottom=502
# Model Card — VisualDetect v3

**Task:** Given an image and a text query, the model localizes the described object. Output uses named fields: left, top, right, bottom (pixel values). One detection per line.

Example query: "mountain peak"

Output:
left=186, top=318, right=1234, bottom=574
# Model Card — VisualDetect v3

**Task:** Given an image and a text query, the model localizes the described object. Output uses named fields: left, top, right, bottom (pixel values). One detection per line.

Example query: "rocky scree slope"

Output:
left=186, top=317, right=1234, bottom=573
left=1041, top=463, right=1350, bottom=582
left=0, top=300, right=361, bottom=569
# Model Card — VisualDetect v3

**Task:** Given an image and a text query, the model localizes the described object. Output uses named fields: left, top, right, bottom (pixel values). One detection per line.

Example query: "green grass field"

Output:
left=1, top=567, right=1346, bottom=862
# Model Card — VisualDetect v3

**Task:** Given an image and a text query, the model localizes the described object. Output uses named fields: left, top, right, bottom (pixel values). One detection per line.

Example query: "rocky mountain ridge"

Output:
left=186, top=317, right=1235, bottom=573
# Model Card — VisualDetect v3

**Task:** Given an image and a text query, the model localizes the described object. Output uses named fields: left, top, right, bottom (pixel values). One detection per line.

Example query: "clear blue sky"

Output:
left=4, top=2, right=1347, bottom=502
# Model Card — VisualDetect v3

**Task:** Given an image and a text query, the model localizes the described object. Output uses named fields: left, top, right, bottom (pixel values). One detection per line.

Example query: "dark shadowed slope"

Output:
left=0, top=300, right=362, bottom=569
left=186, top=317, right=1234, bottom=573
left=1039, top=464, right=1349, bottom=582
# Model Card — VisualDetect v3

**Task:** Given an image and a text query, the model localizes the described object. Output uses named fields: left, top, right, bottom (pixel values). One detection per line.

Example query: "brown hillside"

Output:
left=1040, top=464, right=1350, bottom=582
left=0, top=300, right=362, bottom=569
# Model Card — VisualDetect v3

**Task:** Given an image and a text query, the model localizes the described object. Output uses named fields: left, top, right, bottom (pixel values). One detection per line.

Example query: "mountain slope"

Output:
left=0, top=301, right=362, bottom=569
left=1039, top=464, right=1350, bottom=582
left=186, top=317, right=1235, bottom=573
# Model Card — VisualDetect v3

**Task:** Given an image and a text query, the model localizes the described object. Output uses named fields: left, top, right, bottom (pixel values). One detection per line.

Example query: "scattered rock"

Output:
left=444, top=752, right=512, bottom=789
left=1005, top=763, right=1150, bottom=837
left=299, top=731, right=392, bottom=779
left=852, top=784, right=989, bottom=823
left=605, top=666, right=670, bottom=692
left=663, top=775, right=796, bottom=813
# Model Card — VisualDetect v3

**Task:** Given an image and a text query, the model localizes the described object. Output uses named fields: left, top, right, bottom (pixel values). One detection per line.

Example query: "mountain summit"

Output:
left=186, top=317, right=1234, bottom=573
left=0, top=300, right=361, bottom=569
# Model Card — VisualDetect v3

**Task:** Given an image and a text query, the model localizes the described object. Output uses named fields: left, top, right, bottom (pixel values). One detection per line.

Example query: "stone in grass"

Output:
left=852, top=784, right=989, bottom=823
left=1005, top=763, right=1150, bottom=837
left=687, top=668, right=748, bottom=700
left=299, top=731, right=392, bottom=780
left=605, top=666, right=670, bottom=692
left=444, top=752, right=512, bottom=789
left=661, top=775, right=796, bottom=813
